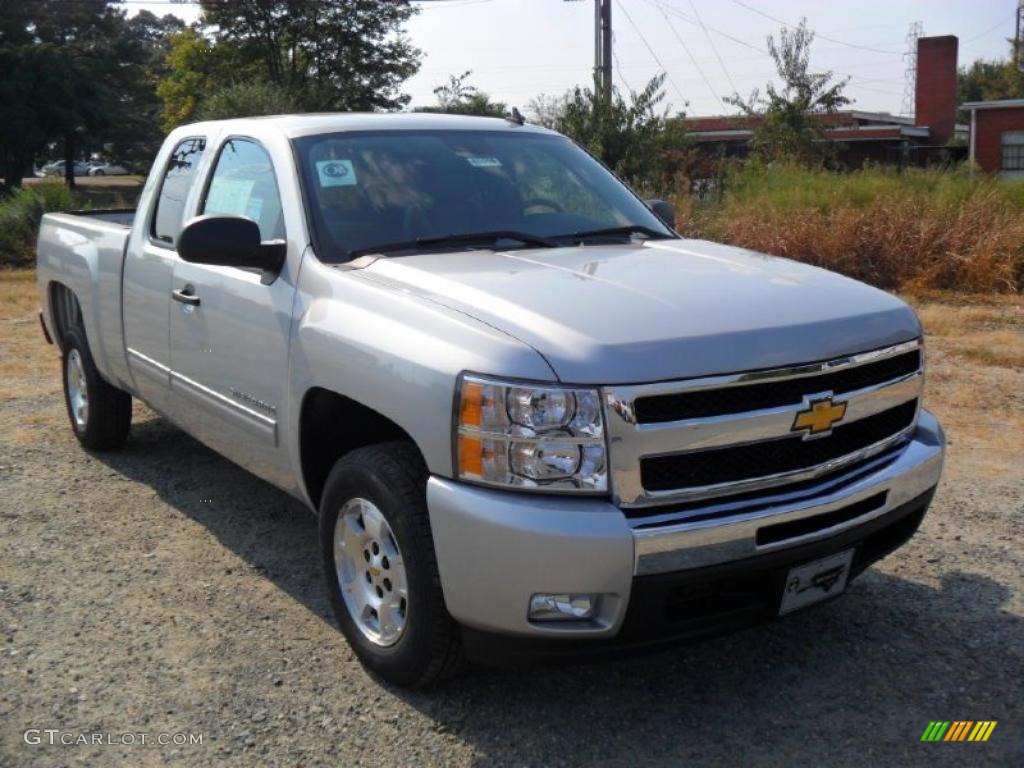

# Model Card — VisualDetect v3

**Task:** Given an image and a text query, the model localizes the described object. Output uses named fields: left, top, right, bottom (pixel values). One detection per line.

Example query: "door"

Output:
left=167, top=137, right=296, bottom=486
left=124, top=137, right=207, bottom=414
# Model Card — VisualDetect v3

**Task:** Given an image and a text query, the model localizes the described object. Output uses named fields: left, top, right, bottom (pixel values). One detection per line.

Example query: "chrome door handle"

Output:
left=172, top=285, right=200, bottom=306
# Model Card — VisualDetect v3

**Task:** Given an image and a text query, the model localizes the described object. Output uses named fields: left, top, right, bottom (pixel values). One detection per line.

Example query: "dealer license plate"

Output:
left=779, top=549, right=854, bottom=616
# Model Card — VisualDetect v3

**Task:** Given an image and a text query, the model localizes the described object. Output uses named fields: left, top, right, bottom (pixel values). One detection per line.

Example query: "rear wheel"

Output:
left=61, top=325, right=131, bottom=450
left=319, top=442, right=462, bottom=686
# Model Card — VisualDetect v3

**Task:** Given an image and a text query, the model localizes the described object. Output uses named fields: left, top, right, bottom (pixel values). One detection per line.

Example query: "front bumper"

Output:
left=426, top=409, right=944, bottom=643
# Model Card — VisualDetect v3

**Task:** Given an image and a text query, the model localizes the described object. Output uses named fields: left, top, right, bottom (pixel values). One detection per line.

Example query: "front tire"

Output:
left=61, top=325, right=131, bottom=450
left=319, top=442, right=462, bottom=687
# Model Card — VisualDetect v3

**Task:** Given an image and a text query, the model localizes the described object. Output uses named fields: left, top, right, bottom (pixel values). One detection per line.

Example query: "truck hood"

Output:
left=359, top=238, right=921, bottom=384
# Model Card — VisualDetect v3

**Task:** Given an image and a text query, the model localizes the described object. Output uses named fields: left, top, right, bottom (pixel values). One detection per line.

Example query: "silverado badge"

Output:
left=792, top=396, right=847, bottom=438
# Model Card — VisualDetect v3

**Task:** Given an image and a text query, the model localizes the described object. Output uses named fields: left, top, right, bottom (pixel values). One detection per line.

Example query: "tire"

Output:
left=319, top=442, right=462, bottom=687
left=61, top=325, right=132, bottom=450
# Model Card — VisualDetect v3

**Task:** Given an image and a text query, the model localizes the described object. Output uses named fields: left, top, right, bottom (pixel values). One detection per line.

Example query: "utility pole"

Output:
left=1016, top=0, right=1024, bottom=71
left=595, top=0, right=612, bottom=100
left=565, top=0, right=613, bottom=101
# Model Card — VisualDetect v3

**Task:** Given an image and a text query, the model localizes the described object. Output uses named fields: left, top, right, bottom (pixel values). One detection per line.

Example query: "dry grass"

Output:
left=686, top=164, right=1024, bottom=294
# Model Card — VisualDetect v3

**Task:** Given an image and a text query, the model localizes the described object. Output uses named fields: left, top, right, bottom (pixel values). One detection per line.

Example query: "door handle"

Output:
left=172, top=284, right=200, bottom=306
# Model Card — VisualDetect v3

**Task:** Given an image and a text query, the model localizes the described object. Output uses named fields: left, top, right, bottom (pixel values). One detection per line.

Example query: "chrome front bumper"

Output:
left=426, top=409, right=944, bottom=638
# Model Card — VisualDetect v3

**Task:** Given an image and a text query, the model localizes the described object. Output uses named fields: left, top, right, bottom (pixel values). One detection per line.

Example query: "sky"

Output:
left=122, top=0, right=1019, bottom=118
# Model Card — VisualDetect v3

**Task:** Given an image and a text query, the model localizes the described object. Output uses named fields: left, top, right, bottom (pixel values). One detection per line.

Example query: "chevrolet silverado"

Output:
left=36, top=114, right=945, bottom=686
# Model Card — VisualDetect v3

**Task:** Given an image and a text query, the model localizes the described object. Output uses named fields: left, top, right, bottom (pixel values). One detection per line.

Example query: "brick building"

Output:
left=962, top=99, right=1024, bottom=177
left=683, top=35, right=966, bottom=168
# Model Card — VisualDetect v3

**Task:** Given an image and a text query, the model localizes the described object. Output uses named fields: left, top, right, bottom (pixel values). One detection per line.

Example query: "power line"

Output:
left=963, top=10, right=1017, bottom=42
left=730, top=0, right=903, bottom=55
left=614, top=0, right=689, bottom=109
left=688, top=0, right=739, bottom=97
left=653, top=1, right=725, bottom=110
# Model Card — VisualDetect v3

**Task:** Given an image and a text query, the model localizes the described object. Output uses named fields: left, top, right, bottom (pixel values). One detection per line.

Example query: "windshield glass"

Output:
left=293, top=129, right=674, bottom=261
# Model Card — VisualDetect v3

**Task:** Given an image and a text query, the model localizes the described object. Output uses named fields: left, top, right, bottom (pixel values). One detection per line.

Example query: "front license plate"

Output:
left=779, top=548, right=854, bottom=616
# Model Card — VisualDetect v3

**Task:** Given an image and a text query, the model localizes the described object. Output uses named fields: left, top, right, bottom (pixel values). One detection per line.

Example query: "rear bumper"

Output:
left=426, top=409, right=944, bottom=644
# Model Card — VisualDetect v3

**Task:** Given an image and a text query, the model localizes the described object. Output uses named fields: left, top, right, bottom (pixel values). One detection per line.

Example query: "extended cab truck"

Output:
left=37, top=114, right=945, bottom=686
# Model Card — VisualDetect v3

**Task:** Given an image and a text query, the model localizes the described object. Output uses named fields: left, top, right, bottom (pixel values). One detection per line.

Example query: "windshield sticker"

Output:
left=205, top=178, right=255, bottom=217
left=466, top=156, right=502, bottom=168
left=316, top=159, right=357, bottom=187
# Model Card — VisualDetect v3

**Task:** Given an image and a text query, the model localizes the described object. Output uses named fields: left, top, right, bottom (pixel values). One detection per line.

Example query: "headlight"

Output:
left=454, top=374, right=607, bottom=492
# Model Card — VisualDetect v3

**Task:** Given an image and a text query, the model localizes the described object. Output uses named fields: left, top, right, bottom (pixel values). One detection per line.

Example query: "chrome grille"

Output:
left=603, top=339, right=923, bottom=508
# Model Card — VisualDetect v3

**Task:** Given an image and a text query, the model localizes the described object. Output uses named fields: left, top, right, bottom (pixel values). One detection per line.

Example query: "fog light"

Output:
left=528, top=593, right=596, bottom=621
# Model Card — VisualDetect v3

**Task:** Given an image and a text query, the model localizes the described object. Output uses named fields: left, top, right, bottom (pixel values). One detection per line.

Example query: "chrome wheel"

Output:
left=334, top=498, right=408, bottom=647
left=66, top=348, right=88, bottom=430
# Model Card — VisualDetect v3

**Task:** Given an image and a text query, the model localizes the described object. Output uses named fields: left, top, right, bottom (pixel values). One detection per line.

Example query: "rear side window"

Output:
left=202, top=138, right=285, bottom=241
left=152, top=137, right=206, bottom=246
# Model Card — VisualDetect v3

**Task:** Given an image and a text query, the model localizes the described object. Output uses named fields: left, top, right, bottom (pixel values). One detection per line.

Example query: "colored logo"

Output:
left=792, top=396, right=847, bottom=437
left=920, top=721, right=997, bottom=742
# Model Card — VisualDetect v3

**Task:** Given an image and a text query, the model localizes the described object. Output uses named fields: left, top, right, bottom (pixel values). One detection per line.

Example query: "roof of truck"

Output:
left=180, top=112, right=556, bottom=140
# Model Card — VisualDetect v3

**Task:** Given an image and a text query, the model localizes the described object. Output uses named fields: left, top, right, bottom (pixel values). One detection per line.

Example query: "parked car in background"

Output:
left=88, top=162, right=130, bottom=176
left=39, top=160, right=92, bottom=178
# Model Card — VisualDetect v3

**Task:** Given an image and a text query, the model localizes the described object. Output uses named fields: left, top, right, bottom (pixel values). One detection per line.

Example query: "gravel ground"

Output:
left=1, top=281, right=1022, bottom=767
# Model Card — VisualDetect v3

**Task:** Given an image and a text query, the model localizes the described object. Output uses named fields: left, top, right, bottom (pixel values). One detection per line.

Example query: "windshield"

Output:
left=293, top=129, right=674, bottom=261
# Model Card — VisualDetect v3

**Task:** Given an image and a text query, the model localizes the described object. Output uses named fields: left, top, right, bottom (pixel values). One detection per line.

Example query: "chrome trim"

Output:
left=127, top=346, right=170, bottom=375
left=170, top=370, right=277, bottom=442
left=604, top=339, right=923, bottom=507
left=627, top=447, right=903, bottom=530
left=632, top=410, right=944, bottom=574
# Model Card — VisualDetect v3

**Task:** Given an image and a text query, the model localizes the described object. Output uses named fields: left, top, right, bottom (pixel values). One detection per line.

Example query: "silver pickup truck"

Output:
left=36, top=114, right=944, bottom=686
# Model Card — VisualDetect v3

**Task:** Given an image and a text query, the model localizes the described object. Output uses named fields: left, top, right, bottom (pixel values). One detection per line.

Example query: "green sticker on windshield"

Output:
left=316, top=159, right=357, bottom=187
left=466, top=156, right=502, bottom=168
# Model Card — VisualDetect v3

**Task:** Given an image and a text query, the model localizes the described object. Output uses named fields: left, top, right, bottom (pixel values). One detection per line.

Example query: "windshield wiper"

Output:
left=349, top=230, right=556, bottom=258
left=555, top=224, right=672, bottom=243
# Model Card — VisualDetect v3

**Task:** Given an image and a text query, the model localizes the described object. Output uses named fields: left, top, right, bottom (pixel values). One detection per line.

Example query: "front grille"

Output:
left=634, top=349, right=921, bottom=424
left=640, top=400, right=917, bottom=492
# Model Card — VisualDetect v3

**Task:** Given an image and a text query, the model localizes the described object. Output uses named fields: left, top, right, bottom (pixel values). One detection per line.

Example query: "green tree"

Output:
left=554, top=74, right=690, bottom=193
left=156, top=28, right=260, bottom=130
left=0, top=1, right=177, bottom=188
left=198, top=0, right=421, bottom=111
left=957, top=48, right=1024, bottom=117
left=195, top=81, right=303, bottom=122
left=416, top=70, right=507, bottom=117
left=726, top=19, right=850, bottom=166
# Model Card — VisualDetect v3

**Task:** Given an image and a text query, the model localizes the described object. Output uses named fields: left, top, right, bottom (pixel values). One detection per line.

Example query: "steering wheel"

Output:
left=522, top=197, right=564, bottom=213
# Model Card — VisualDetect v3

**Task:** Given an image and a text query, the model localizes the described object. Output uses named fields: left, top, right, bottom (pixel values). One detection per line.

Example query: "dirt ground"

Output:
left=1, top=269, right=1021, bottom=767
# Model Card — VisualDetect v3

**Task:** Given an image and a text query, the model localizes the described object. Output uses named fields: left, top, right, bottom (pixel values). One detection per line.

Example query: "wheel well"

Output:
left=299, top=387, right=420, bottom=511
left=48, top=282, right=82, bottom=349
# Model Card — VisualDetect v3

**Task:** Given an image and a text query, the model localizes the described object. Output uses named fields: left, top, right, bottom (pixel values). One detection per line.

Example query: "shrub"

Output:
left=0, top=183, right=74, bottom=267
left=683, top=162, right=1024, bottom=293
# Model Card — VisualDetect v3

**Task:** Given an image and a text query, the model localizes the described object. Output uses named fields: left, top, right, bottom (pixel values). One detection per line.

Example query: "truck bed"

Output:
left=36, top=210, right=136, bottom=389
left=67, top=208, right=136, bottom=228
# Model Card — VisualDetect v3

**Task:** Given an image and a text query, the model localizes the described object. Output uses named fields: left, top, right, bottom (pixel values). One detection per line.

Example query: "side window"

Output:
left=203, top=138, right=285, bottom=241
left=152, top=138, right=207, bottom=246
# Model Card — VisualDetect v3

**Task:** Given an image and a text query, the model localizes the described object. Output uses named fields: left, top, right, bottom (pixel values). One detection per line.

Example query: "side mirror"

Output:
left=178, top=215, right=285, bottom=283
left=645, top=198, right=677, bottom=230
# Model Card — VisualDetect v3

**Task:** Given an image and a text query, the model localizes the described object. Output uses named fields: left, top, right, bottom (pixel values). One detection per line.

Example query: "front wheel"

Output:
left=61, top=325, right=131, bottom=449
left=319, top=442, right=462, bottom=687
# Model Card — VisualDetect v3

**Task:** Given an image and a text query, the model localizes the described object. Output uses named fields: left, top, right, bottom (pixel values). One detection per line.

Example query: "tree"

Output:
left=726, top=19, right=850, bottom=166
left=195, top=81, right=303, bottom=122
left=416, top=70, right=507, bottom=117
left=554, top=74, right=691, bottom=193
left=198, top=0, right=421, bottom=112
left=0, top=1, right=179, bottom=188
left=957, top=49, right=1024, bottom=118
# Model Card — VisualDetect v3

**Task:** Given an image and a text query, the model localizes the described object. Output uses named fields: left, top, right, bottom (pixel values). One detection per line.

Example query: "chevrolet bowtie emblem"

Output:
left=792, top=396, right=847, bottom=437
